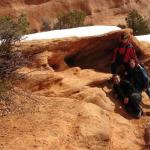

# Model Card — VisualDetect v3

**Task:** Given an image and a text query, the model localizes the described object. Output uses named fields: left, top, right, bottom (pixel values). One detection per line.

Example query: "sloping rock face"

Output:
left=0, top=0, right=150, bottom=30
left=0, top=29, right=150, bottom=150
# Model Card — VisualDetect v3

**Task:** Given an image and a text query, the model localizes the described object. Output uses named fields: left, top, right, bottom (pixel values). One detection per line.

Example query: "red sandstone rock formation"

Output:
left=0, top=29, right=150, bottom=149
left=0, top=0, right=150, bottom=31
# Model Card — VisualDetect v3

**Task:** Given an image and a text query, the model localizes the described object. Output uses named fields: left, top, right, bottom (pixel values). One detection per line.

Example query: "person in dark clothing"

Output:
left=112, top=74, right=143, bottom=118
left=111, top=33, right=138, bottom=74
left=128, top=59, right=150, bottom=97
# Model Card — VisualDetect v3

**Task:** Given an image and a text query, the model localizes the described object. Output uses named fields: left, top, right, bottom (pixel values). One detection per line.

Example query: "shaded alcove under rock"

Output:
left=64, top=29, right=142, bottom=73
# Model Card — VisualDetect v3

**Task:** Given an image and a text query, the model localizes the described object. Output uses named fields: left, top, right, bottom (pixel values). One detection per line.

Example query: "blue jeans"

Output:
left=125, top=92, right=142, bottom=117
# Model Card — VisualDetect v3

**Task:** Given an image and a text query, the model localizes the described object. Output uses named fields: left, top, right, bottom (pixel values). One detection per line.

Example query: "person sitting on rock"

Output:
left=111, top=33, right=139, bottom=75
left=127, top=58, right=150, bottom=97
left=112, top=74, right=143, bottom=118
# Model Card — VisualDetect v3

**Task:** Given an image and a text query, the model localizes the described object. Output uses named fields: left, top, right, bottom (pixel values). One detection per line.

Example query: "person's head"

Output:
left=129, top=59, right=136, bottom=69
left=120, top=33, right=129, bottom=44
left=112, top=74, right=121, bottom=85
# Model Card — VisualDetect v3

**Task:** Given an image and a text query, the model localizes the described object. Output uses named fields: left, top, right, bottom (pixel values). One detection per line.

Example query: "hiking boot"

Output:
left=136, top=110, right=142, bottom=119
left=107, top=78, right=113, bottom=84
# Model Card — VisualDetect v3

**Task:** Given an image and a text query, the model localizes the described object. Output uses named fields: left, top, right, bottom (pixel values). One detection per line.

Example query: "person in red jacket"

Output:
left=111, top=33, right=138, bottom=74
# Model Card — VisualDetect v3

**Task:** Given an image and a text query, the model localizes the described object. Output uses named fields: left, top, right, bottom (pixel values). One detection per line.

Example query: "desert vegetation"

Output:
left=0, top=13, right=29, bottom=101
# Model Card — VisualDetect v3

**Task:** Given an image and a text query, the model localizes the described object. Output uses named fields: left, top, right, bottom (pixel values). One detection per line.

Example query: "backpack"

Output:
left=138, top=64, right=150, bottom=88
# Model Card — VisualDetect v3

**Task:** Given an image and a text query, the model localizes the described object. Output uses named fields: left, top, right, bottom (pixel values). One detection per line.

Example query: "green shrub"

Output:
left=126, top=9, right=150, bottom=35
left=0, top=14, right=30, bottom=102
left=18, top=13, right=30, bottom=35
left=0, top=13, right=29, bottom=55
left=53, top=10, right=86, bottom=29
left=40, top=19, right=51, bottom=31
left=0, top=14, right=29, bottom=79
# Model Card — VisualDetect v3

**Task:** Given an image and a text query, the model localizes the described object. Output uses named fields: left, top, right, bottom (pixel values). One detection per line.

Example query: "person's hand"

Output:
left=124, top=97, right=129, bottom=104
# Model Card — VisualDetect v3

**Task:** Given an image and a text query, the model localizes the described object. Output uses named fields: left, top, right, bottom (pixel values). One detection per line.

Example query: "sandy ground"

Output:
left=0, top=38, right=150, bottom=150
